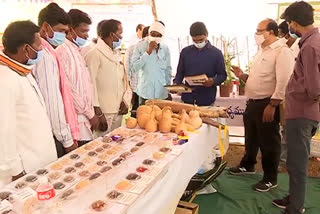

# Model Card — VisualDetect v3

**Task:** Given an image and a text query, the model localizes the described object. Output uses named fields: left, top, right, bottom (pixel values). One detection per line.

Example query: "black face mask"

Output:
left=289, top=26, right=302, bottom=38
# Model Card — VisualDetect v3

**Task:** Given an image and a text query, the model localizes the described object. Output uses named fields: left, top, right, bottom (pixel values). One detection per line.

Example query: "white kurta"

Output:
left=0, top=53, right=57, bottom=187
left=85, top=38, right=126, bottom=114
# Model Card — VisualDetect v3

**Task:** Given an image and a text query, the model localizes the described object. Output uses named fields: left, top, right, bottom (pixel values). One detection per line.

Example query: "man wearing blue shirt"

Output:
left=174, top=22, right=227, bottom=106
left=131, top=21, right=172, bottom=104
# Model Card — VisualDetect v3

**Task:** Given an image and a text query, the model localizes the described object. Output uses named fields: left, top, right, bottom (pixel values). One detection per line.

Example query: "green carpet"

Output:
left=194, top=170, right=320, bottom=214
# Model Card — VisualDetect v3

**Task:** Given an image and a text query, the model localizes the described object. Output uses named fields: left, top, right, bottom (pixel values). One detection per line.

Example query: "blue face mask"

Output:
left=112, top=33, right=122, bottom=49
left=289, top=26, right=301, bottom=39
left=26, top=45, right=43, bottom=65
left=74, top=36, right=87, bottom=47
left=47, top=30, right=66, bottom=47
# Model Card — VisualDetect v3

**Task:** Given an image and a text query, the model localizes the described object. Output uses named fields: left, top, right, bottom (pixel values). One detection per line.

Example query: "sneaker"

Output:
left=229, top=166, right=256, bottom=175
left=281, top=208, right=305, bottom=214
left=273, top=196, right=305, bottom=213
left=273, top=195, right=289, bottom=209
left=254, top=180, right=278, bottom=192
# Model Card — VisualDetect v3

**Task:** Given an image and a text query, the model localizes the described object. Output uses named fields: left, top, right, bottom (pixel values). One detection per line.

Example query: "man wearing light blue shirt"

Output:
left=131, top=21, right=172, bottom=104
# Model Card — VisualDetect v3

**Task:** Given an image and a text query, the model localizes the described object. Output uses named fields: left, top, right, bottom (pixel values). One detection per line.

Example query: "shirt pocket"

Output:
left=258, top=55, right=275, bottom=77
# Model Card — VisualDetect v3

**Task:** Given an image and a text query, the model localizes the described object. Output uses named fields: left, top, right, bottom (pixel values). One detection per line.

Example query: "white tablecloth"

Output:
left=19, top=125, right=219, bottom=214
left=127, top=125, right=219, bottom=214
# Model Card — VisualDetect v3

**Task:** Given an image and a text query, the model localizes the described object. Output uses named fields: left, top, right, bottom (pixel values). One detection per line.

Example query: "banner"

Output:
left=278, top=2, right=320, bottom=27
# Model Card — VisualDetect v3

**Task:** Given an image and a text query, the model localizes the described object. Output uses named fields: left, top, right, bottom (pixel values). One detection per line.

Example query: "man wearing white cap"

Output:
left=131, top=21, right=172, bottom=104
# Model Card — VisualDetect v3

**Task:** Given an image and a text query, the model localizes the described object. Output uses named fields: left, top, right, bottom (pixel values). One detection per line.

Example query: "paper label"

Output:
left=116, top=193, right=138, bottom=205
left=0, top=200, right=13, bottom=213
left=129, top=183, right=147, bottom=194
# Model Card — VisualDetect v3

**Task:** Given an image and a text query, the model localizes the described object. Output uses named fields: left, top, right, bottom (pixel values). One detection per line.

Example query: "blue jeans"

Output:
left=286, top=118, right=319, bottom=214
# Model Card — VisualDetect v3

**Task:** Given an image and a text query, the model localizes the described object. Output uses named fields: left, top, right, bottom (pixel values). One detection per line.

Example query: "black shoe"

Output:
left=273, top=196, right=305, bottom=213
left=281, top=208, right=305, bottom=214
left=254, top=180, right=278, bottom=192
left=229, top=166, right=256, bottom=175
left=273, top=195, right=289, bottom=209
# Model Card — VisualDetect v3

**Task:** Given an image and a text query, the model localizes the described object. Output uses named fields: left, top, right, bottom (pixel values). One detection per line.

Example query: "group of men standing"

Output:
left=229, top=2, right=319, bottom=214
left=0, top=2, right=318, bottom=214
left=0, top=1, right=227, bottom=187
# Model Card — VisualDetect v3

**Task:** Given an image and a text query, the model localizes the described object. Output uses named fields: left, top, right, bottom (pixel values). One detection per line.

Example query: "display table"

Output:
left=127, top=125, right=219, bottom=214
left=0, top=125, right=220, bottom=214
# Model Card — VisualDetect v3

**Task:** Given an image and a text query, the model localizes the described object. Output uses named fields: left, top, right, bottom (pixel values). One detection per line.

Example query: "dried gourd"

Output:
left=175, top=109, right=187, bottom=134
left=188, top=110, right=203, bottom=129
left=149, top=105, right=162, bottom=121
left=137, top=105, right=152, bottom=128
left=145, top=109, right=158, bottom=133
left=180, top=109, right=190, bottom=124
left=126, top=117, right=137, bottom=129
left=159, top=107, right=173, bottom=133
left=137, top=105, right=152, bottom=117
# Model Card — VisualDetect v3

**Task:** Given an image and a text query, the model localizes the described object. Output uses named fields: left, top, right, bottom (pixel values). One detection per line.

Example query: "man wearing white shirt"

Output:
left=0, top=21, right=57, bottom=187
left=229, top=19, right=295, bottom=192
left=279, top=21, right=300, bottom=57
left=278, top=21, right=300, bottom=165
left=128, top=24, right=145, bottom=47
left=85, top=19, right=129, bottom=134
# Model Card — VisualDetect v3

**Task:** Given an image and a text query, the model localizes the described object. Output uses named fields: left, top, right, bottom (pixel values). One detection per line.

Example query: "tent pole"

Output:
left=151, top=0, right=158, bottom=20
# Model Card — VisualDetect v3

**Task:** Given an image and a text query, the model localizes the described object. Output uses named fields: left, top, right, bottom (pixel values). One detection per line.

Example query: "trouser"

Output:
left=280, top=125, right=287, bottom=163
left=139, top=97, right=148, bottom=105
left=54, top=137, right=65, bottom=158
left=131, top=92, right=140, bottom=117
left=78, top=141, right=90, bottom=147
left=286, top=119, right=318, bottom=214
left=240, top=98, right=281, bottom=183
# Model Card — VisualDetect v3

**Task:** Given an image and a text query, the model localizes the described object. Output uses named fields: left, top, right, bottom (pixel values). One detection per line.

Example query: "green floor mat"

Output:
left=194, top=170, right=320, bottom=214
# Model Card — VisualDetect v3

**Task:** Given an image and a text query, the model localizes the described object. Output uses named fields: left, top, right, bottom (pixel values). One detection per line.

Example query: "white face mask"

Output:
left=254, top=34, right=265, bottom=46
left=149, top=36, right=163, bottom=44
left=279, top=37, right=288, bottom=45
left=194, top=41, right=207, bottom=49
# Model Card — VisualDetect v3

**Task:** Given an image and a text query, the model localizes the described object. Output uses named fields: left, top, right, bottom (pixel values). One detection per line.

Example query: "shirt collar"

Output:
left=96, top=38, right=122, bottom=62
left=0, top=51, right=32, bottom=76
left=65, top=39, right=79, bottom=49
left=298, top=28, right=319, bottom=48
left=266, top=39, right=283, bottom=50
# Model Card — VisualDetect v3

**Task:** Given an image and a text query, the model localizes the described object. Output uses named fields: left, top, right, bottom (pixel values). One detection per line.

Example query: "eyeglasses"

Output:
left=256, top=29, right=267, bottom=34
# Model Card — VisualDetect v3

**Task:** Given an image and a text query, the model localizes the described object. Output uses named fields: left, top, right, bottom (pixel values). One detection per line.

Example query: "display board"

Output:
left=278, top=2, right=320, bottom=27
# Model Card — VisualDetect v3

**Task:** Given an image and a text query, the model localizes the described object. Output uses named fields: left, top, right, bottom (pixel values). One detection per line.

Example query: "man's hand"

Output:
left=147, top=41, right=158, bottom=55
left=64, top=141, right=78, bottom=153
left=231, top=65, right=244, bottom=78
left=89, top=115, right=100, bottom=131
left=12, top=171, right=26, bottom=182
left=202, top=78, right=215, bottom=87
left=99, top=115, right=108, bottom=132
left=94, top=106, right=108, bottom=132
left=119, top=101, right=129, bottom=115
left=263, top=104, right=276, bottom=123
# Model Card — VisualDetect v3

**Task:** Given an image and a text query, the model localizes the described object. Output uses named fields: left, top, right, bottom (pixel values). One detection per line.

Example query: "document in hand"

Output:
left=164, top=84, right=192, bottom=93
left=185, top=74, right=208, bottom=86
